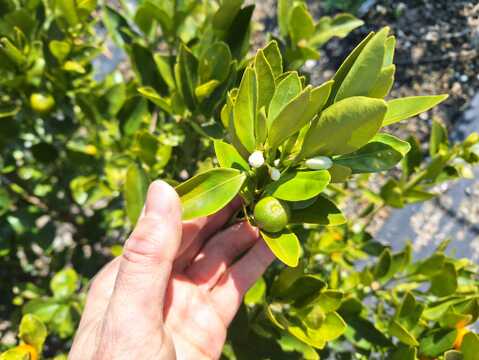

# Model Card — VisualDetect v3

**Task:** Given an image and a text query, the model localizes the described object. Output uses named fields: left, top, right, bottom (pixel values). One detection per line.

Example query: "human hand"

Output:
left=69, top=180, right=274, bottom=360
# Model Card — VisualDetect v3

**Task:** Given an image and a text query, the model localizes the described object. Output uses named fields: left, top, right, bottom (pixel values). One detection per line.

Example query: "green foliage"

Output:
left=1, top=0, right=479, bottom=359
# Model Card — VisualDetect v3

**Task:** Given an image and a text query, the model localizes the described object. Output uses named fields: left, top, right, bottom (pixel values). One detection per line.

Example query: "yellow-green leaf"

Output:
left=383, top=95, right=449, bottom=126
left=261, top=229, right=300, bottom=267
left=233, top=67, right=257, bottom=153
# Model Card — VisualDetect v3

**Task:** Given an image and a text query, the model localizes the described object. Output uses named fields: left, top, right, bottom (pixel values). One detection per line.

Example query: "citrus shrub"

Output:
left=1, top=0, right=479, bottom=359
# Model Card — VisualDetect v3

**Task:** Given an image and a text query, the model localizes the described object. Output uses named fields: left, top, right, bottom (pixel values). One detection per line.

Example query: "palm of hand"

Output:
left=70, top=182, right=273, bottom=360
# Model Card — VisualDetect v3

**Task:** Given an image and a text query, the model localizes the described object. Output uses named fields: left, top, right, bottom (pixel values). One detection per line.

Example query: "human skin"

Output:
left=69, top=180, right=274, bottom=360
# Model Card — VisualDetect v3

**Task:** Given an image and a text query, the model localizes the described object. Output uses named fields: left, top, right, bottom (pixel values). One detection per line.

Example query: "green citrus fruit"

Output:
left=254, top=196, right=290, bottom=233
left=30, top=93, right=55, bottom=113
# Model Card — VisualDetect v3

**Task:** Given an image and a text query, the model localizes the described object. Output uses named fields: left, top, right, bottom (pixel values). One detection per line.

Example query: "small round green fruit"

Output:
left=253, top=196, right=290, bottom=233
left=30, top=93, right=55, bottom=113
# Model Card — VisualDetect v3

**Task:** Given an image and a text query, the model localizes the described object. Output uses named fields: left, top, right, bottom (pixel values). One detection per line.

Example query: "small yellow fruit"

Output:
left=30, top=93, right=55, bottom=113
left=254, top=196, right=290, bottom=233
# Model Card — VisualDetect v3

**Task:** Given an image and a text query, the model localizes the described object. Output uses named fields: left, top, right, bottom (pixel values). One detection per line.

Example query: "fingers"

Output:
left=210, top=239, right=275, bottom=325
left=174, top=197, right=241, bottom=271
left=184, top=221, right=259, bottom=291
left=107, top=180, right=182, bottom=323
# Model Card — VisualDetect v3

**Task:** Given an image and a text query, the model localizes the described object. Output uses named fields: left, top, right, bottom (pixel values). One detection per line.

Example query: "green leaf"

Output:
left=310, top=13, right=363, bottom=47
left=389, top=320, right=419, bottom=346
left=328, top=164, right=352, bottom=183
left=195, top=80, right=221, bottom=102
left=0, top=103, right=19, bottom=118
left=335, top=27, right=389, bottom=101
left=261, top=229, right=300, bottom=267
left=374, top=248, right=392, bottom=279
left=318, top=290, right=343, bottom=313
left=278, top=274, right=326, bottom=305
left=462, top=332, right=479, bottom=360
left=263, top=40, right=283, bottom=78
left=137, top=86, right=172, bottom=113
left=18, top=314, right=47, bottom=352
left=430, top=119, right=449, bottom=156
left=402, top=136, right=423, bottom=178
left=301, top=96, right=387, bottom=158
left=50, top=268, right=78, bottom=299
left=233, top=67, right=257, bottom=153
left=56, top=0, right=79, bottom=26
left=334, top=133, right=410, bottom=173
left=268, top=72, right=302, bottom=128
left=396, top=292, right=424, bottom=331
left=290, top=196, right=346, bottom=226
left=369, top=64, right=395, bottom=98
left=313, top=312, right=347, bottom=342
left=430, top=262, right=458, bottom=297
left=384, top=36, right=396, bottom=66
left=23, top=299, right=61, bottom=323
left=174, top=44, right=198, bottom=110
left=254, top=48, right=275, bottom=111
left=124, top=163, right=149, bottom=225
left=176, top=168, right=246, bottom=220
left=269, top=81, right=334, bottom=150
left=288, top=3, right=315, bottom=43
left=277, top=0, right=294, bottom=37
left=129, top=42, right=168, bottom=94
left=214, top=140, right=249, bottom=171
left=134, top=131, right=160, bottom=167
left=265, top=170, right=330, bottom=201
left=420, top=328, right=457, bottom=357
left=244, top=277, right=266, bottom=306
left=383, top=95, right=449, bottom=126
left=213, top=0, right=243, bottom=30
left=49, top=40, right=71, bottom=63
left=388, top=346, right=417, bottom=360
left=198, top=42, right=232, bottom=83
left=268, top=87, right=311, bottom=149
left=329, top=32, right=374, bottom=103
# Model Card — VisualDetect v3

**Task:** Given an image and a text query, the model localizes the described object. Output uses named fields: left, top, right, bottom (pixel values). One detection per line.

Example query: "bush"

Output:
left=1, top=0, right=478, bottom=359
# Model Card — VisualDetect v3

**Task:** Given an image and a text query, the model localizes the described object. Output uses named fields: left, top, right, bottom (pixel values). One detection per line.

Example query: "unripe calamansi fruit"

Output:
left=254, top=196, right=290, bottom=233
left=30, top=93, right=55, bottom=113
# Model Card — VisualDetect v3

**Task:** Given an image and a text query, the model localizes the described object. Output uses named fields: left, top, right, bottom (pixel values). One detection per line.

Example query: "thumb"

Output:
left=109, top=180, right=182, bottom=322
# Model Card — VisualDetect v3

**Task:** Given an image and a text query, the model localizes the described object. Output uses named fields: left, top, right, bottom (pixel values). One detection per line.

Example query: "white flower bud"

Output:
left=269, top=167, right=281, bottom=181
left=248, top=150, right=265, bottom=168
left=273, top=159, right=280, bottom=167
left=305, top=156, right=333, bottom=170
left=470, top=143, right=479, bottom=157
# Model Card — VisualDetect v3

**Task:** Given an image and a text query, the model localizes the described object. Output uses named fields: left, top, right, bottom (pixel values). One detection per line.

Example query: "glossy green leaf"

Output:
left=301, top=97, right=387, bottom=158
left=288, top=3, right=315, bottom=43
left=214, top=140, right=249, bottom=171
left=265, top=170, right=330, bottom=201
left=174, top=44, right=198, bottom=110
left=198, top=42, right=232, bottom=83
left=329, top=32, right=374, bottom=103
left=49, top=40, right=71, bottom=63
left=23, top=299, right=61, bottom=323
left=244, top=277, right=266, bottom=306
left=290, top=196, right=346, bottom=226
left=318, top=290, right=343, bottom=313
left=233, top=67, right=257, bottom=153
left=430, top=262, right=458, bottom=297
left=263, top=40, right=283, bottom=78
left=384, top=36, right=396, bottom=66
left=261, top=229, right=300, bottom=267
left=334, top=133, right=410, bottom=173
left=195, top=80, right=221, bottom=102
left=328, top=164, right=352, bottom=183
left=369, top=64, right=395, bottom=98
left=56, top=0, right=79, bottom=26
left=18, top=314, right=47, bottom=352
left=278, top=274, right=326, bottom=305
left=313, top=312, right=347, bottom=342
left=268, top=72, right=302, bottom=128
left=213, top=0, right=243, bottom=30
left=254, top=49, right=275, bottom=111
left=310, top=13, right=363, bottom=47
left=137, top=86, right=171, bottom=113
left=176, top=168, right=246, bottom=220
left=420, top=329, right=457, bottom=357
left=278, top=0, right=294, bottom=37
left=445, top=350, right=464, bottom=360
left=50, top=268, right=78, bottom=299
left=388, top=346, right=417, bottom=360
left=124, top=163, right=149, bottom=225
left=389, top=320, right=419, bottom=346
left=335, top=27, right=389, bottom=101
left=374, top=248, right=392, bottom=279
left=430, top=119, right=449, bottom=156
left=383, top=95, right=449, bottom=126
left=268, top=87, right=311, bottom=149
left=462, top=332, right=479, bottom=360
